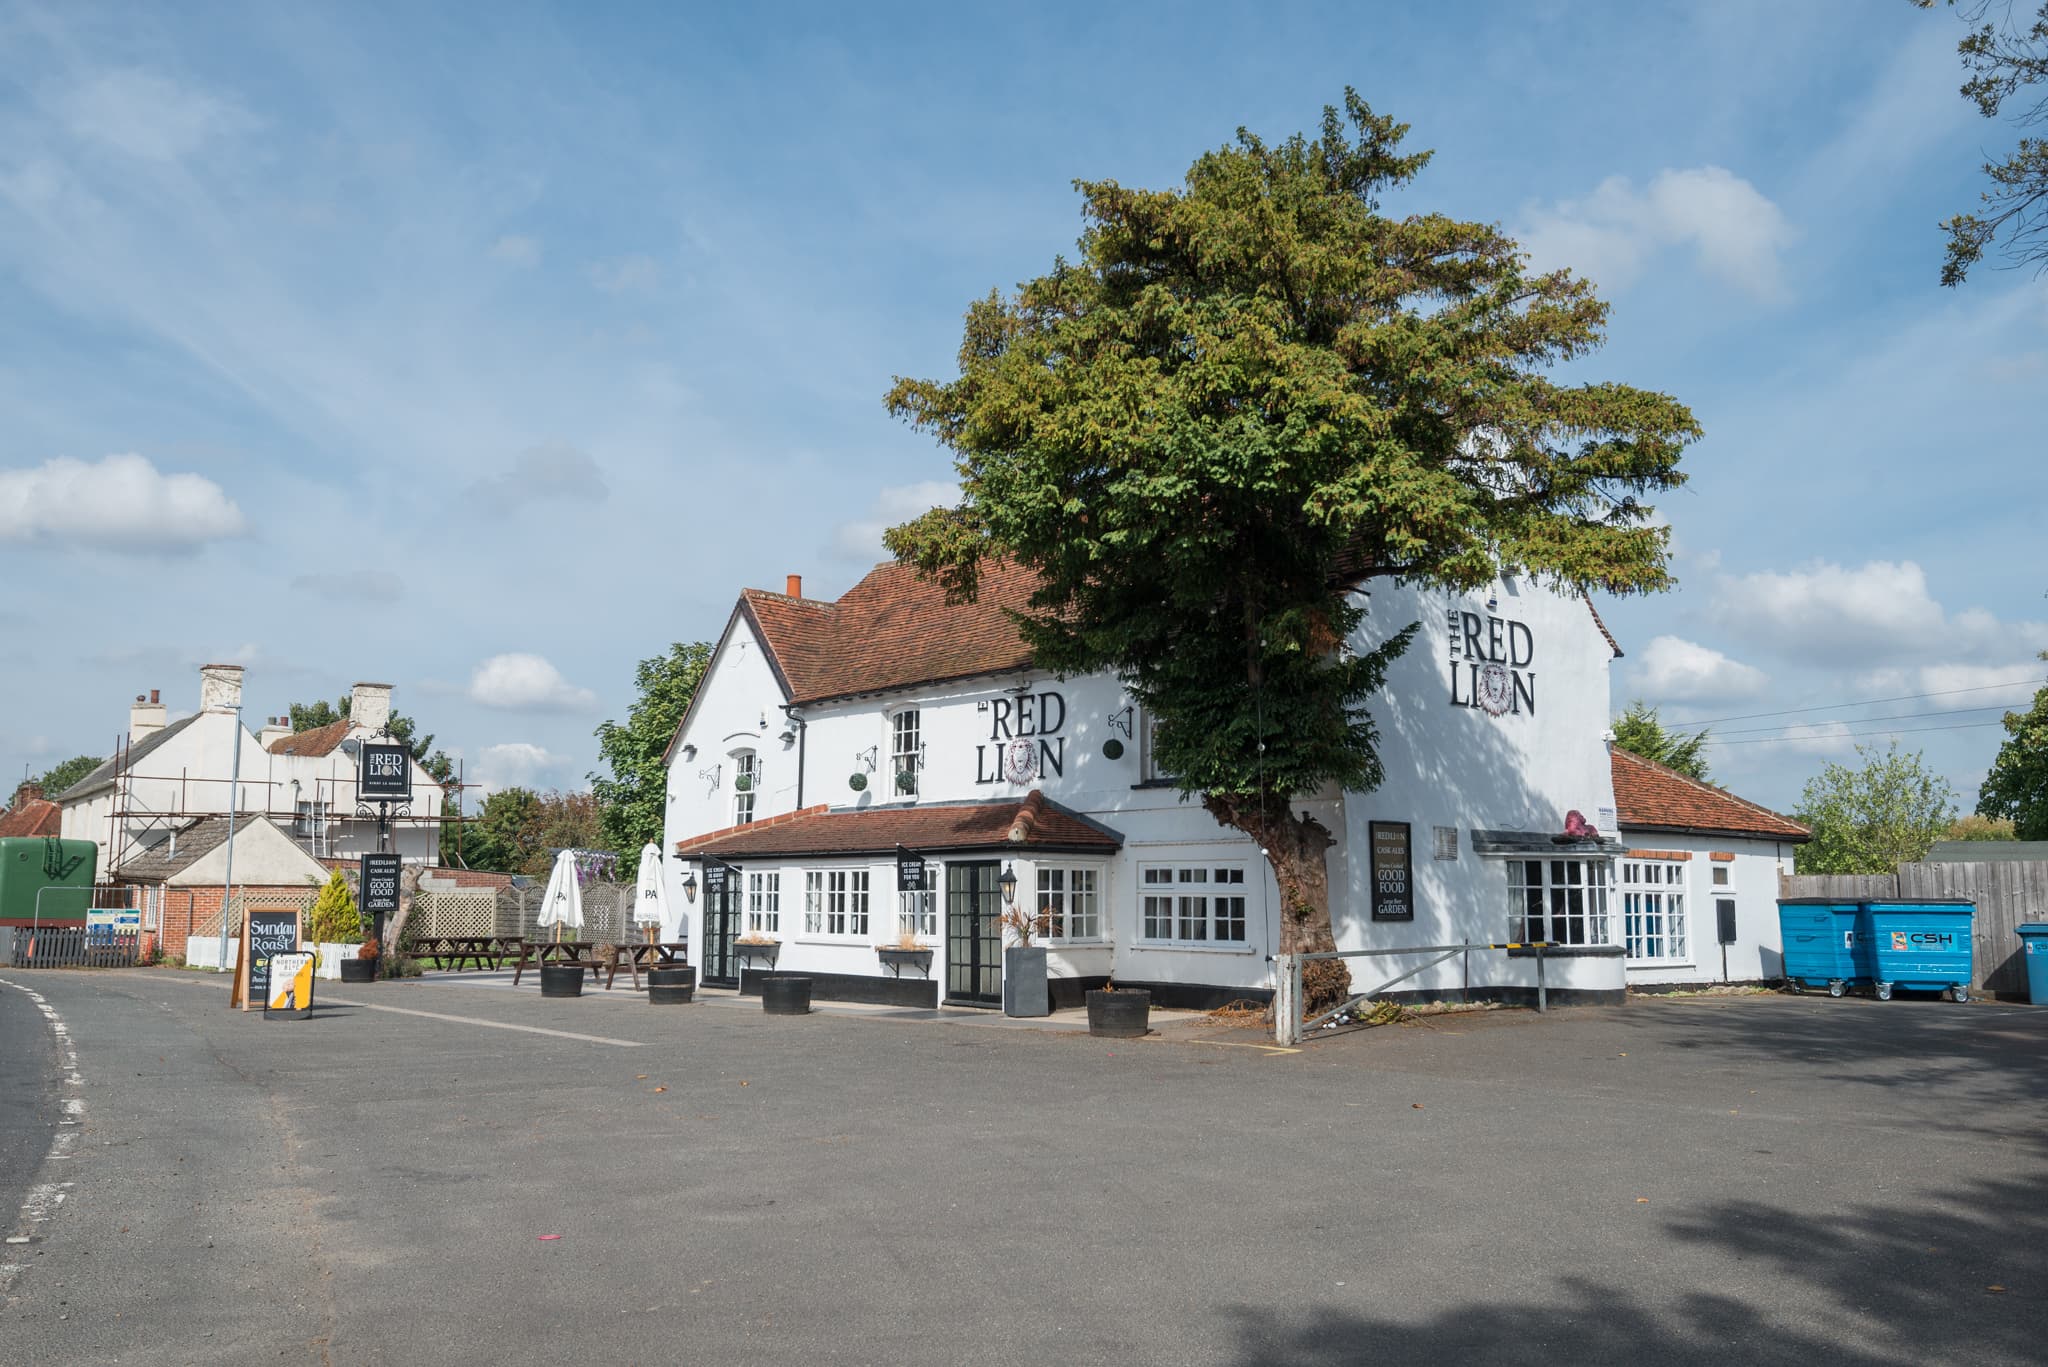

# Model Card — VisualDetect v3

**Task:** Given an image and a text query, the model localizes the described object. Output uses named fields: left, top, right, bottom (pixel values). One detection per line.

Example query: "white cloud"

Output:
left=1633, top=635, right=1769, bottom=703
left=465, top=441, right=608, bottom=513
left=468, top=654, right=596, bottom=711
left=831, top=479, right=960, bottom=562
left=471, top=741, right=560, bottom=794
left=490, top=234, right=541, bottom=267
left=587, top=254, right=660, bottom=295
left=1520, top=166, right=1796, bottom=300
left=1711, top=559, right=2048, bottom=667
left=54, top=69, right=255, bottom=164
left=0, top=453, right=245, bottom=551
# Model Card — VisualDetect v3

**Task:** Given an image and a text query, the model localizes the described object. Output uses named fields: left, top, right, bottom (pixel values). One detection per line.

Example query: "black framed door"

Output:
left=702, top=878, right=739, bottom=987
left=946, top=860, right=1002, bottom=1006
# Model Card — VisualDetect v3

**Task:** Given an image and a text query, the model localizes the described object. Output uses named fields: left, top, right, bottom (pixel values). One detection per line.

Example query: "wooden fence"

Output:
left=1780, top=861, right=2048, bottom=998
left=5, top=927, right=143, bottom=969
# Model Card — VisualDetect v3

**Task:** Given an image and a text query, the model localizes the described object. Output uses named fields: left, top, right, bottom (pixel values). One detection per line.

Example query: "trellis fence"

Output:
left=412, top=881, right=643, bottom=943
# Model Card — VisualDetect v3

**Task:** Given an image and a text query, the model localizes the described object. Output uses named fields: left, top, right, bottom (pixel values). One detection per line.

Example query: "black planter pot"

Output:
left=338, top=957, right=377, bottom=984
left=647, top=965, right=697, bottom=1005
left=1086, top=989, right=1151, bottom=1038
left=539, top=963, right=585, bottom=998
left=762, top=976, right=812, bottom=1016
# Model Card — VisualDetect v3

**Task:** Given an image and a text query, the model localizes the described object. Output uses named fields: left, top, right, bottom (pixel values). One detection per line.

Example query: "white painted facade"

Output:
left=1615, top=832, right=1802, bottom=987
left=665, top=573, right=1674, bottom=1006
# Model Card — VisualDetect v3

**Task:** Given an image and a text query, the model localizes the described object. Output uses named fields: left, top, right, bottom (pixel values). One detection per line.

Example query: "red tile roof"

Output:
left=676, top=791, right=1121, bottom=860
left=1610, top=747, right=1809, bottom=842
left=0, top=797, right=61, bottom=838
left=268, top=719, right=352, bottom=757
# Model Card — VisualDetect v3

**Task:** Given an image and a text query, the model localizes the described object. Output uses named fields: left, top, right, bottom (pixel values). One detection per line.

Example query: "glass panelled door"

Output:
left=946, top=860, right=1002, bottom=1006
left=701, top=870, right=739, bottom=987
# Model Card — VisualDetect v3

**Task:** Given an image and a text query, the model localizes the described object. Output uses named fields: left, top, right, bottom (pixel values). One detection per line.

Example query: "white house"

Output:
left=57, top=666, right=445, bottom=875
left=660, top=562, right=1802, bottom=1012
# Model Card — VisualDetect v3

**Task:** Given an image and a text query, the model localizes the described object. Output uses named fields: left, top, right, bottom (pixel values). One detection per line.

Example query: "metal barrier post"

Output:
left=1462, top=943, right=1470, bottom=1004
left=1536, top=945, right=1547, bottom=1014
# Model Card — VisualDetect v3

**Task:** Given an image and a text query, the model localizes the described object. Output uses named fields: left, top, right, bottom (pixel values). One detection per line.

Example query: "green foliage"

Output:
left=1915, top=1, right=2048, bottom=285
left=33, top=754, right=101, bottom=797
left=287, top=695, right=456, bottom=784
left=885, top=91, right=1695, bottom=835
left=1611, top=700, right=1711, bottom=781
left=307, top=868, right=363, bottom=943
left=590, top=642, right=712, bottom=855
left=1976, top=654, right=2048, bottom=838
left=1946, top=813, right=2017, bottom=840
left=1795, top=742, right=1958, bottom=874
left=448, top=787, right=604, bottom=877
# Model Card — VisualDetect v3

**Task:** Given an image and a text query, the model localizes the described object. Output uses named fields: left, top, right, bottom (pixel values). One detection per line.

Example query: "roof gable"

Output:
left=0, top=798, right=61, bottom=838
left=1610, top=747, right=1808, bottom=842
left=55, top=712, right=207, bottom=802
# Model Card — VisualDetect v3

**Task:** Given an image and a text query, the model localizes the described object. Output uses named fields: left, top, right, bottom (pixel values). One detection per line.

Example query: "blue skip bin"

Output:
left=1777, top=900, right=1868, bottom=997
left=2016, top=924, right=2048, bottom=1006
left=1863, top=900, right=1975, bottom=1003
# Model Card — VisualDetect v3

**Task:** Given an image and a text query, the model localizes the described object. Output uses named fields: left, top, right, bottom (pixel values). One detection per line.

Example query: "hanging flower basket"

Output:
left=848, top=772, right=867, bottom=792
left=894, top=770, right=917, bottom=794
left=733, top=773, right=754, bottom=793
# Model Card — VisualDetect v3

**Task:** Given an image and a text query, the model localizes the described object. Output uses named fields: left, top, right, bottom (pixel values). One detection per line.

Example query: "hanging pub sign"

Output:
left=359, top=743, right=412, bottom=800
left=896, top=847, right=930, bottom=894
left=360, top=853, right=401, bottom=917
left=701, top=860, right=734, bottom=898
left=1369, top=821, right=1414, bottom=922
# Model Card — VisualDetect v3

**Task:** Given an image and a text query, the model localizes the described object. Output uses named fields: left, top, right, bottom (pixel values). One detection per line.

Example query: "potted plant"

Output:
left=647, top=960, right=697, bottom=1004
left=894, top=769, right=917, bottom=795
left=733, top=771, right=754, bottom=793
left=735, top=933, right=780, bottom=967
left=997, top=901, right=1051, bottom=1018
left=309, top=868, right=368, bottom=981
left=1087, top=980, right=1151, bottom=1037
left=875, top=931, right=934, bottom=978
left=344, top=938, right=379, bottom=984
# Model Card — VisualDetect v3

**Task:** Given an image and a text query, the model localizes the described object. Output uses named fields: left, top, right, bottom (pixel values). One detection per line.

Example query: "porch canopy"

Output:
left=675, top=790, right=1122, bottom=862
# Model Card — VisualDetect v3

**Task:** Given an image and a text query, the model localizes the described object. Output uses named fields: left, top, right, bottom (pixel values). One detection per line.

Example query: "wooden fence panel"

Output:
left=1900, top=860, right=2048, bottom=998
left=1778, top=873, right=1899, bottom=900
left=7, top=928, right=141, bottom=968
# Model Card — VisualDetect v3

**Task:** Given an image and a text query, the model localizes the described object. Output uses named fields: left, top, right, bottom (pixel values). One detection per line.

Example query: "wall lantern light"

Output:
left=998, top=863, right=1018, bottom=904
left=682, top=871, right=698, bottom=903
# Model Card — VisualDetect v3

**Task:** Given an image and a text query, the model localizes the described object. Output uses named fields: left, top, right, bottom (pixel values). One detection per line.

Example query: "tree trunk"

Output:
left=380, top=865, right=427, bottom=961
left=1204, top=795, right=1351, bottom=1014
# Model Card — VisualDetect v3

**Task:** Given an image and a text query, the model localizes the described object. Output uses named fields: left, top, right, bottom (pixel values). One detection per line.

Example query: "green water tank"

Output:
left=0, top=837, right=99, bottom=925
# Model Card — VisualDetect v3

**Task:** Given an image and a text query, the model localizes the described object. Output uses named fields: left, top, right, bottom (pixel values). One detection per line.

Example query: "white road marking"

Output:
left=323, top=997, right=647, bottom=1047
left=0, top=976, right=85, bottom=1277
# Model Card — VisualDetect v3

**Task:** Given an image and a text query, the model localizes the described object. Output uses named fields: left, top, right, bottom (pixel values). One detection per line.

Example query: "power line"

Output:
left=1702, top=719, right=2008, bottom=747
left=1665, top=675, right=2043, bottom=733
left=1702, top=701, right=2023, bottom=739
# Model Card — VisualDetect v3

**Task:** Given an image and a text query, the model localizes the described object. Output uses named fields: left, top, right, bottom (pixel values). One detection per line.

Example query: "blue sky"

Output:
left=1, top=0, right=2041, bottom=816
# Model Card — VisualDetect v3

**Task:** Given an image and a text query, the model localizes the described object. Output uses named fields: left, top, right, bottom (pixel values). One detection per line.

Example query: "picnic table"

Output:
left=512, top=941, right=691, bottom=990
left=414, top=935, right=524, bottom=971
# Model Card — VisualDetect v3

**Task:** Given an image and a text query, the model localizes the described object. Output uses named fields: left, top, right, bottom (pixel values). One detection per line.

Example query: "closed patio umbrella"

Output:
left=537, top=848, right=584, bottom=943
left=633, top=842, right=672, bottom=944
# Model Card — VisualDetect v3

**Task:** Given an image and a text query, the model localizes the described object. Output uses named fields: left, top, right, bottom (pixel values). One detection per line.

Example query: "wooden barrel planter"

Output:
left=539, top=964, right=585, bottom=998
left=1086, top=989, right=1151, bottom=1038
left=761, top=976, right=812, bottom=1016
left=647, top=965, right=697, bottom=1005
left=339, top=957, right=377, bottom=984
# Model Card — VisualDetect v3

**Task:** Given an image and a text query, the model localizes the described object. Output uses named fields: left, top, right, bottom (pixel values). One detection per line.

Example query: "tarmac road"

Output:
left=1, top=968, right=2044, bottom=1366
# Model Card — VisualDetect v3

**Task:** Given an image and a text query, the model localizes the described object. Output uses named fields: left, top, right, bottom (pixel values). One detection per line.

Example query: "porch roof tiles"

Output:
left=675, top=791, right=1122, bottom=861
left=1610, top=747, right=1809, bottom=843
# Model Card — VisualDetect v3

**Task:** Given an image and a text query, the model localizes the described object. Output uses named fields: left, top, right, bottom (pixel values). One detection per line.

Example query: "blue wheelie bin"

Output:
left=2016, top=924, right=2048, bottom=1005
left=1777, top=900, right=1868, bottom=997
left=1863, top=900, right=1975, bottom=1002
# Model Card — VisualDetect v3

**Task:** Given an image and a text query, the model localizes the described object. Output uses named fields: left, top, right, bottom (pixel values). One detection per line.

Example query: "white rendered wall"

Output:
left=1617, top=832, right=1799, bottom=986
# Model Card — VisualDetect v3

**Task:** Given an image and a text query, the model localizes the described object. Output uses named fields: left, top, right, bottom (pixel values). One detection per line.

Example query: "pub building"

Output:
left=664, top=563, right=1807, bottom=1011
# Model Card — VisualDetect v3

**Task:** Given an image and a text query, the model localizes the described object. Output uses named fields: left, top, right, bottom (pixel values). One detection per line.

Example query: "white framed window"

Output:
left=1139, top=713, right=1175, bottom=783
left=890, top=710, right=922, bottom=798
left=898, top=889, right=937, bottom=939
left=1622, top=859, right=1688, bottom=962
left=1712, top=863, right=1731, bottom=887
left=1507, top=858, right=1613, bottom=947
left=747, top=871, right=780, bottom=935
left=803, top=869, right=870, bottom=938
left=294, top=799, right=332, bottom=856
left=1037, top=865, right=1103, bottom=941
left=731, top=750, right=758, bottom=826
left=1139, top=864, right=1247, bottom=945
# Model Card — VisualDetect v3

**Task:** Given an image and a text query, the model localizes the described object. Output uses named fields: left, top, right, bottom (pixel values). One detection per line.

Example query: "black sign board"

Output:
left=1369, top=821, right=1415, bottom=922
left=359, top=743, right=412, bottom=801
left=360, top=853, right=401, bottom=917
left=701, top=860, right=734, bottom=897
left=1716, top=899, right=1738, bottom=946
left=245, top=909, right=302, bottom=1008
left=896, top=847, right=930, bottom=894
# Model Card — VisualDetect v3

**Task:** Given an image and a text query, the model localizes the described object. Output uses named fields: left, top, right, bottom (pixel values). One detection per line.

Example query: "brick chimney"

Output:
left=129, top=688, right=167, bottom=742
left=199, top=664, right=244, bottom=714
left=350, top=682, right=393, bottom=734
left=785, top=574, right=802, bottom=598
left=258, top=715, right=291, bottom=749
left=12, top=780, right=43, bottom=807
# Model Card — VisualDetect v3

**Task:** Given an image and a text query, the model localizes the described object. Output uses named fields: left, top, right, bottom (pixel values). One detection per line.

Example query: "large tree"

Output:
left=591, top=642, right=712, bottom=855
left=34, top=754, right=102, bottom=798
left=1915, top=2, right=2048, bottom=285
left=1976, top=652, right=2048, bottom=838
left=1795, top=742, right=1957, bottom=874
left=885, top=93, right=1698, bottom=1011
left=1610, top=699, right=1712, bottom=781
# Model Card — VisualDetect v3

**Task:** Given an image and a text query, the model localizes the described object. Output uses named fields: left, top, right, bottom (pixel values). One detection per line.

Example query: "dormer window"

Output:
left=731, top=749, right=758, bottom=825
left=890, top=710, right=922, bottom=798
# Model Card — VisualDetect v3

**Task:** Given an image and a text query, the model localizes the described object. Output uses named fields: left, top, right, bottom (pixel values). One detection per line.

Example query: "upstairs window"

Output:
left=890, top=710, right=922, bottom=797
left=732, top=750, right=758, bottom=826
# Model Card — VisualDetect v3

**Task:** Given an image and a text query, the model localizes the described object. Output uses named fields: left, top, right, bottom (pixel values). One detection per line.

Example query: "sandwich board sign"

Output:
left=265, top=951, right=316, bottom=1019
left=230, top=907, right=303, bottom=1011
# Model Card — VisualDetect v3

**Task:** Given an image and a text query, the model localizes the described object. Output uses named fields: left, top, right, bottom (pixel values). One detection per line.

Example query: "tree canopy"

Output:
left=445, top=787, right=603, bottom=878
left=1915, top=2, right=2048, bottom=284
left=1975, top=653, right=2048, bottom=838
left=1610, top=700, right=1711, bottom=781
left=1795, top=742, right=1958, bottom=874
left=591, top=642, right=711, bottom=855
left=885, top=92, right=1698, bottom=1007
left=33, top=754, right=101, bottom=797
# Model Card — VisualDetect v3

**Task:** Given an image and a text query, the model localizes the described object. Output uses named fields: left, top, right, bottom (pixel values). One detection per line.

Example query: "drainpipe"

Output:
left=782, top=706, right=807, bottom=809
